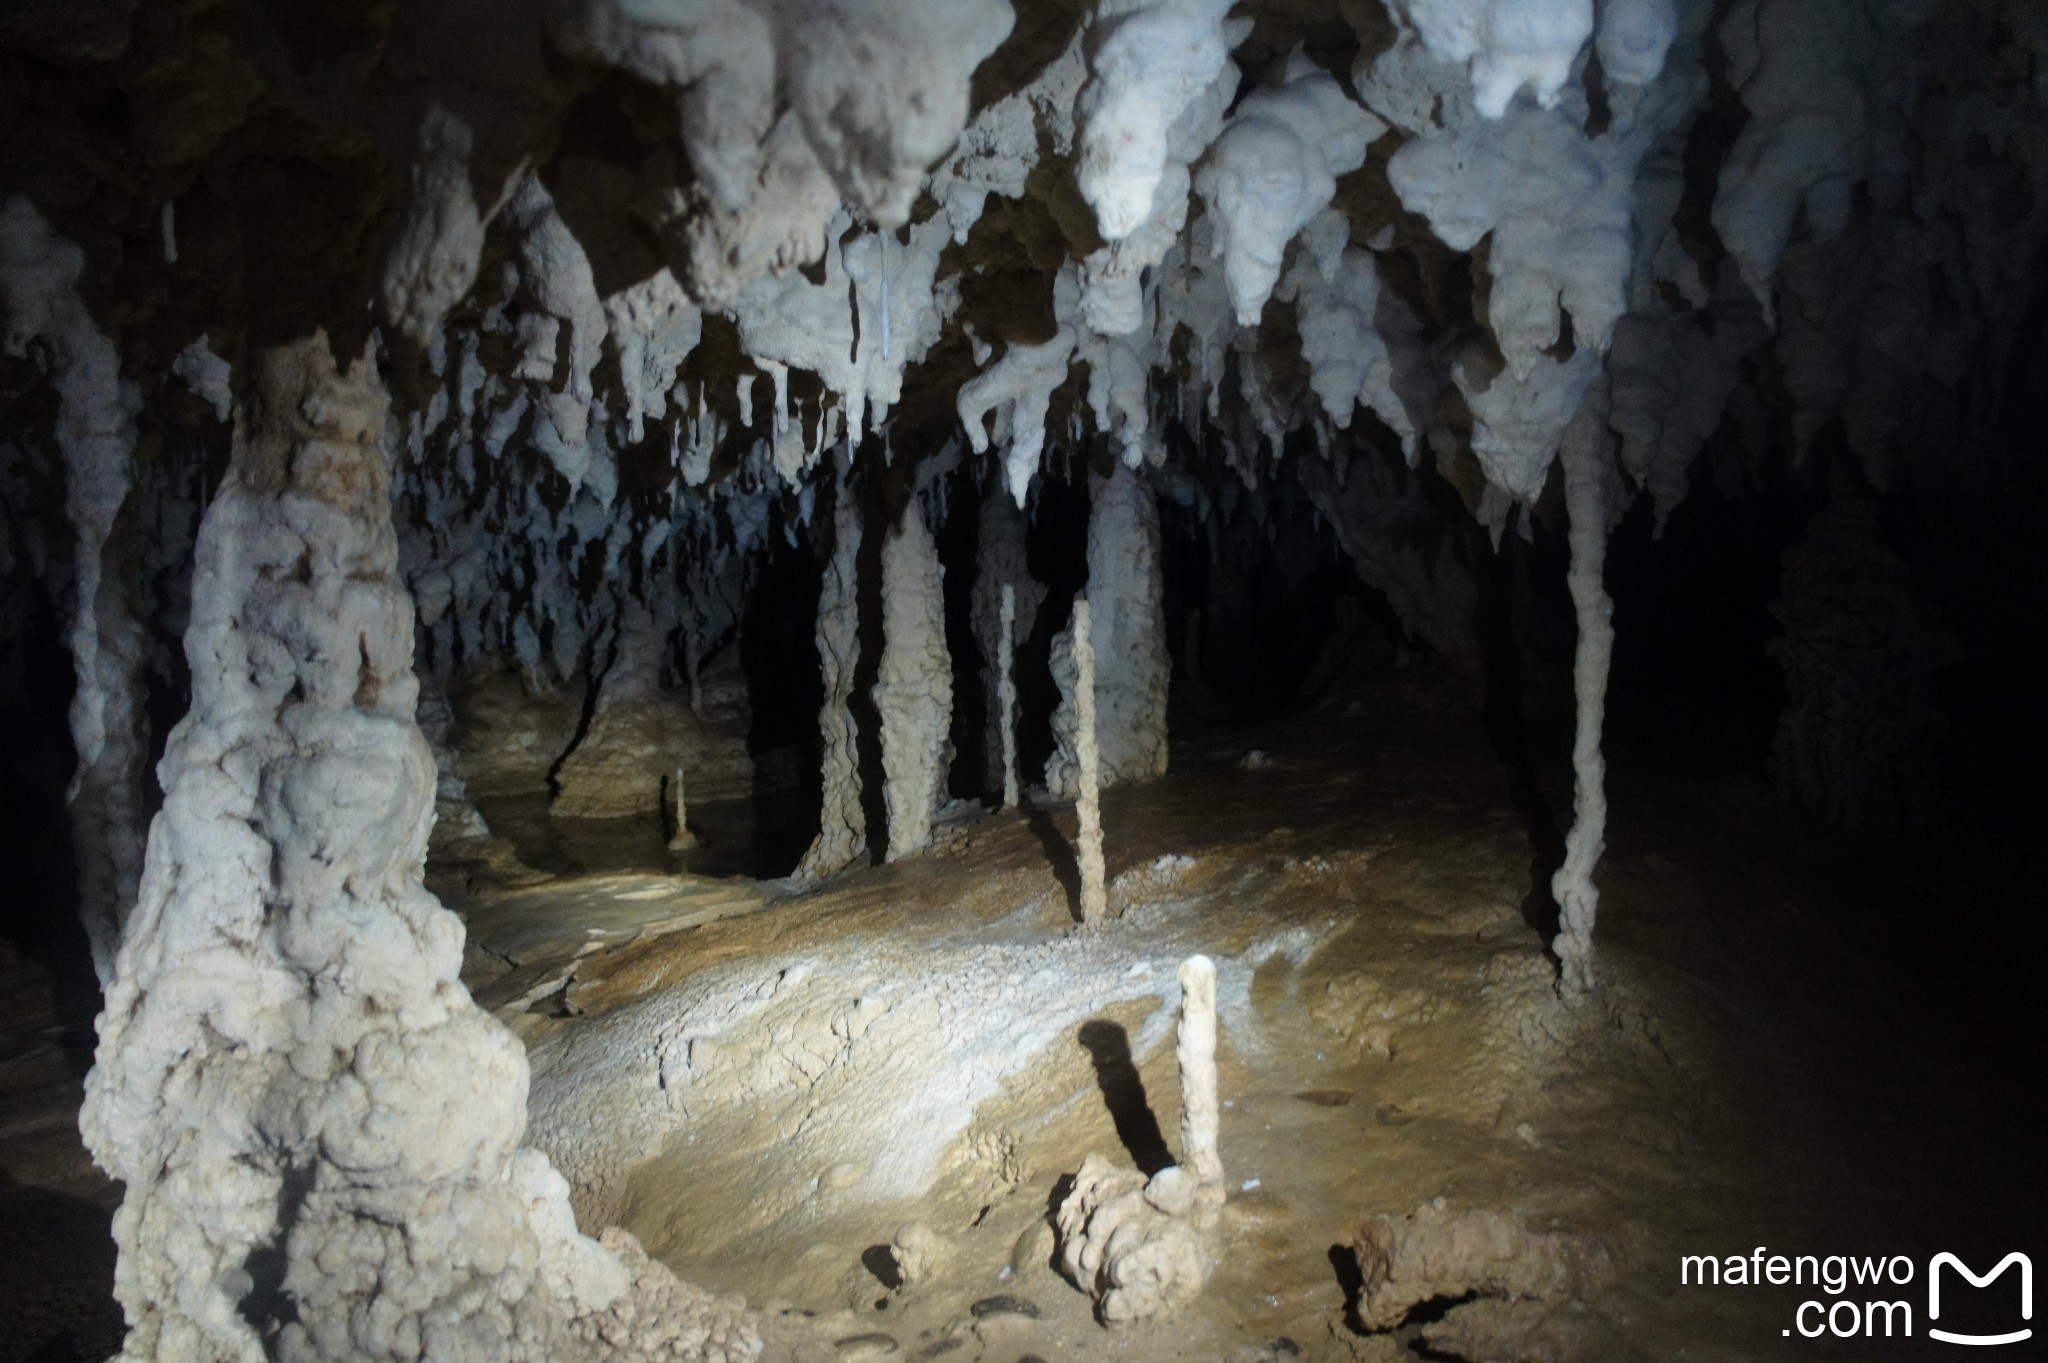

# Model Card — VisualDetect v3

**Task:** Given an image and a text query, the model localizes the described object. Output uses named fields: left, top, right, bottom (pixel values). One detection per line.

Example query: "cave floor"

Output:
left=440, top=675, right=2023, bottom=1363
left=0, top=676, right=2030, bottom=1363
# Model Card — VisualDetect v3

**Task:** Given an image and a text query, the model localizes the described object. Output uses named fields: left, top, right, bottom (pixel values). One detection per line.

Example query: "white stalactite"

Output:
left=0, top=195, right=147, bottom=984
left=1551, top=382, right=1617, bottom=1001
left=876, top=499, right=953, bottom=862
left=79, top=332, right=760, bottom=1363
left=1072, top=595, right=1109, bottom=923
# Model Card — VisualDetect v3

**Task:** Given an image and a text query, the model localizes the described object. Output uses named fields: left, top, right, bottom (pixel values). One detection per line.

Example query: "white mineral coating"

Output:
left=0, top=195, right=147, bottom=984
left=1390, top=0, right=1595, bottom=118
left=1596, top=0, right=1680, bottom=87
left=1281, top=238, right=1432, bottom=460
left=876, top=499, right=953, bottom=862
left=799, top=461, right=867, bottom=878
left=1453, top=346, right=1601, bottom=507
left=957, top=267, right=1083, bottom=507
left=1076, top=0, right=1239, bottom=243
left=603, top=267, right=702, bottom=446
left=778, top=0, right=1014, bottom=228
left=79, top=332, right=760, bottom=1363
left=379, top=102, right=514, bottom=345
left=1047, top=463, right=1169, bottom=798
left=734, top=207, right=955, bottom=466
left=1550, top=379, right=1617, bottom=1002
left=1076, top=25, right=1240, bottom=336
left=503, top=174, right=614, bottom=499
left=1071, top=596, right=1109, bottom=923
left=1175, top=954, right=1223, bottom=1192
left=1196, top=53, right=1385, bottom=326
left=1710, top=0, right=1873, bottom=318
left=542, top=0, right=776, bottom=215
left=172, top=333, right=234, bottom=422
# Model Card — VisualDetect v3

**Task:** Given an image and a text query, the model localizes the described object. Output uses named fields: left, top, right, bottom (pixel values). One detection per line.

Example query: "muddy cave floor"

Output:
left=1, top=680, right=2040, bottom=1363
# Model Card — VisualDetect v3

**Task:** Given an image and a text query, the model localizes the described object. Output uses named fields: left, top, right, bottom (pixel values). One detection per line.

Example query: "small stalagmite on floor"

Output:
left=1054, top=955, right=1225, bottom=1325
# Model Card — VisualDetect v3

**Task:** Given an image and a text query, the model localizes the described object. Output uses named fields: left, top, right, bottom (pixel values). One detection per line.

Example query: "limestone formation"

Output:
left=971, top=483, right=1043, bottom=805
left=1047, top=463, right=1169, bottom=798
left=1071, top=596, right=1109, bottom=924
left=1550, top=386, right=1619, bottom=1001
left=1054, top=955, right=1224, bottom=1324
left=0, top=196, right=147, bottom=984
left=800, top=458, right=868, bottom=879
left=876, top=499, right=954, bottom=862
left=79, top=333, right=759, bottom=1363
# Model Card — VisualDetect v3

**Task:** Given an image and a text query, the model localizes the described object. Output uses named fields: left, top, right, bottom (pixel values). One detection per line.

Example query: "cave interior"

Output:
left=0, top=0, right=2044, bottom=1360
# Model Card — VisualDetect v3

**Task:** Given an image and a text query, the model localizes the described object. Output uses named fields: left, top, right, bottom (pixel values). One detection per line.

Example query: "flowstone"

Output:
left=79, top=333, right=761, bottom=1363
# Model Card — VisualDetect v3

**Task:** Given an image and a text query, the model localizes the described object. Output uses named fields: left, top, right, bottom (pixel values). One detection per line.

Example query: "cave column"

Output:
left=81, top=332, right=757, bottom=1363
left=1551, top=387, right=1618, bottom=1001
left=876, top=498, right=953, bottom=862
left=1047, top=460, right=1169, bottom=796
left=799, top=455, right=868, bottom=878
left=0, top=197, right=149, bottom=983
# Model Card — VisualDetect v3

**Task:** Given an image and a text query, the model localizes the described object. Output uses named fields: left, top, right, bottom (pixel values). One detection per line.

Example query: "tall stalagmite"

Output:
left=0, top=197, right=147, bottom=982
left=1048, top=462, right=1169, bottom=797
left=877, top=498, right=953, bottom=861
left=971, top=482, right=1043, bottom=804
left=1072, top=595, right=1109, bottom=923
left=800, top=455, right=868, bottom=878
left=80, top=334, right=759, bottom=1363
left=1551, top=388, right=1618, bottom=1000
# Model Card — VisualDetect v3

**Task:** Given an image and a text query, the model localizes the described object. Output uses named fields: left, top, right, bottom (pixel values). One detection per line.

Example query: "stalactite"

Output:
left=1072, top=595, right=1108, bottom=923
left=876, top=498, right=953, bottom=862
left=79, top=331, right=760, bottom=1363
left=1551, top=386, right=1618, bottom=1002
left=0, top=195, right=147, bottom=984
left=799, top=457, right=868, bottom=878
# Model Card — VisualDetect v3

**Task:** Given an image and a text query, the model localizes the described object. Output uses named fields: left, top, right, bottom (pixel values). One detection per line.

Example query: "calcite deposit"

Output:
left=0, top=0, right=2043, bottom=1354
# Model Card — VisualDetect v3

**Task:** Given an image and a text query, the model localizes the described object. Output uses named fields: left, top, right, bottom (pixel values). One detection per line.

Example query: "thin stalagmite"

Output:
left=1551, top=392, right=1617, bottom=1000
left=998, top=582, right=1020, bottom=809
left=1073, top=594, right=1108, bottom=922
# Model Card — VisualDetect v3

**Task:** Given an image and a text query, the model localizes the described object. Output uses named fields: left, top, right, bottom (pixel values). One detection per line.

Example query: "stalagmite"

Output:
left=667, top=764, right=696, bottom=850
left=997, top=584, right=1020, bottom=809
left=1053, top=953, right=1224, bottom=1323
left=1048, top=462, right=1169, bottom=797
left=1550, top=385, right=1618, bottom=1002
left=0, top=195, right=147, bottom=984
left=79, top=332, right=759, bottom=1363
left=1072, top=596, right=1109, bottom=924
left=1176, top=954, right=1223, bottom=1191
left=971, top=481, right=1043, bottom=804
left=799, top=458, right=868, bottom=878
left=876, top=499, right=953, bottom=862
